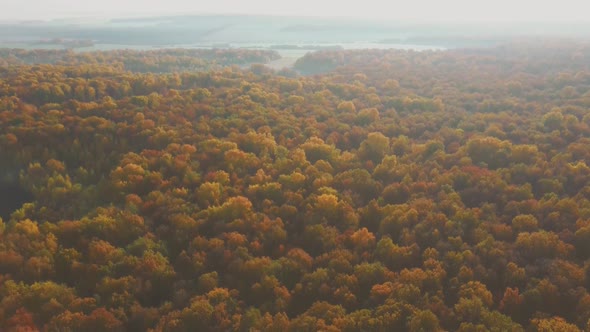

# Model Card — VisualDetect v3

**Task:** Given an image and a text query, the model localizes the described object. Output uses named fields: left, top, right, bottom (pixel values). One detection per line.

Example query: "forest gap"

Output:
left=0, top=181, right=33, bottom=221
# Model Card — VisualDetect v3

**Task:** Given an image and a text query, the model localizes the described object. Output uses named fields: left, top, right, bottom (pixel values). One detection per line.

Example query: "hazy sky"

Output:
left=3, top=0, right=590, bottom=22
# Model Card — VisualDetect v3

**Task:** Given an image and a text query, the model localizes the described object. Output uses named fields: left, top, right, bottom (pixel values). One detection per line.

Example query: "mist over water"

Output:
left=2, top=15, right=589, bottom=54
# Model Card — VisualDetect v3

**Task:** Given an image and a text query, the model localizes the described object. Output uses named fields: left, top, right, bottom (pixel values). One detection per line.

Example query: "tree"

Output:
left=408, top=310, right=442, bottom=332
left=358, top=132, right=390, bottom=163
left=531, top=316, right=581, bottom=332
left=465, top=137, right=511, bottom=169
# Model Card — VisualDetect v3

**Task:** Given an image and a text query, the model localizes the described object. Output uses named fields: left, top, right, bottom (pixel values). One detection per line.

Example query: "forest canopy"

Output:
left=1, top=41, right=590, bottom=331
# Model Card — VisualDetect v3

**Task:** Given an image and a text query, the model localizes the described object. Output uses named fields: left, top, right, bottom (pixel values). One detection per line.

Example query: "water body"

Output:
left=0, top=15, right=484, bottom=54
left=0, top=15, right=453, bottom=71
left=262, top=42, right=444, bottom=69
left=0, top=41, right=444, bottom=71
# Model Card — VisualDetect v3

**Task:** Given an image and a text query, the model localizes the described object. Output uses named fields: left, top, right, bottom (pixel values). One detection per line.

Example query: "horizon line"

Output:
left=2, top=12, right=590, bottom=25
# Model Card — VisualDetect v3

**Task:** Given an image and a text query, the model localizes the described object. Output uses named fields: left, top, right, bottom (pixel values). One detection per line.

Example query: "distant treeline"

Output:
left=0, top=48, right=280, bottom=72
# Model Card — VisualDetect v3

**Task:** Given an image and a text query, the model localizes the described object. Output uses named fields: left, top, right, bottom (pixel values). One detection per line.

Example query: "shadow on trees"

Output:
left=0, top=182, right=33, bottom=221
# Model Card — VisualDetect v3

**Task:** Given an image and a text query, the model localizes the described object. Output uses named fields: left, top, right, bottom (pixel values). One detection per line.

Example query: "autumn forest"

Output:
left=1, top=42, right=590, bottom=331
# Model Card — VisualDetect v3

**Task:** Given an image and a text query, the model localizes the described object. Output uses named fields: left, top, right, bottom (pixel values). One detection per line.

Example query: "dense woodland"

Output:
left=1, top=41, right=590, bottom=331
left=0, top=49, right=280, bottom=72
